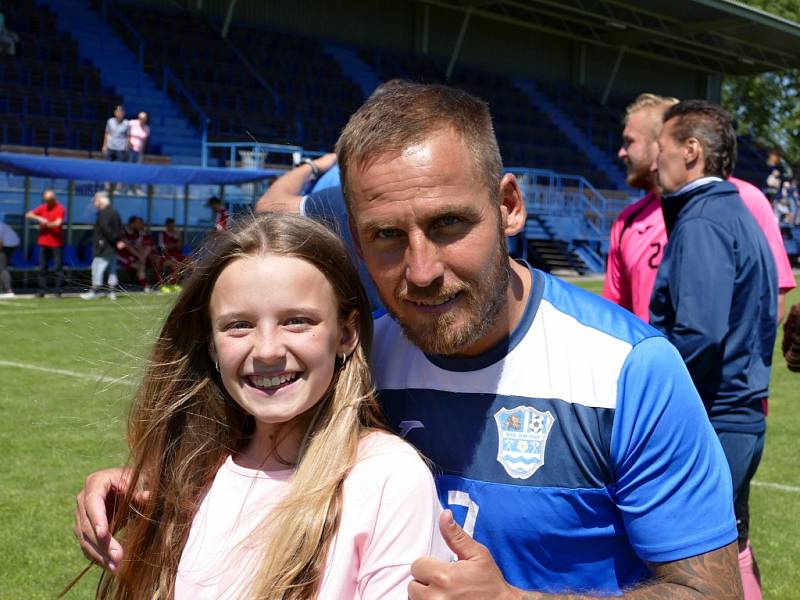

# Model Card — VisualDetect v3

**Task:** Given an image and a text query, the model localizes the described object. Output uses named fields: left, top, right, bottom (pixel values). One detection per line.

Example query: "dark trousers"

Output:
left=38, top=245, right=63, bottom=293
left=717, top=429, right=766, bottom=548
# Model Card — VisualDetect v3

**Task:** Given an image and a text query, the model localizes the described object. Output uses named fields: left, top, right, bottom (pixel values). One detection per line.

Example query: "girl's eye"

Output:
left=227, top=321, right=252, bottom=331
left=286, top=317, right=311, bottom=327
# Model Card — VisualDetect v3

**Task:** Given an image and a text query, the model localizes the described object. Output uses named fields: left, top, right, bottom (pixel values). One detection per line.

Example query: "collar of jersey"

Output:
left=424, top=261, right=544, bottom=372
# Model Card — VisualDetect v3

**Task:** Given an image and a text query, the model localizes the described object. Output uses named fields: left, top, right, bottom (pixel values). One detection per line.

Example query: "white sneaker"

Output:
left=80, top=290, right=98, bottom=300
left=108, top=291, right=117, bottom=301
left=0, top=291, right=15, bottom=298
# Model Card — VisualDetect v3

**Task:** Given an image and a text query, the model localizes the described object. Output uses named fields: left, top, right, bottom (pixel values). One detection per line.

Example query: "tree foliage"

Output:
left=722, top=0, right=800, bottom=169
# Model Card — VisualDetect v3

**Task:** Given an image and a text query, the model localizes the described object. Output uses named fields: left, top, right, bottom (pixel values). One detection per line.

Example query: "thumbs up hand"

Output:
left=408, top=510, right=523, bottom=600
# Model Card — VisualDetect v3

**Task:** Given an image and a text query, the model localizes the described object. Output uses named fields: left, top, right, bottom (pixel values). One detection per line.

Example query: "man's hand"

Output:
left=116, top=240, right=126, bottom=251
left=408, top=510, right=521, bottom=600
left=73, top=467, right=143, bottom=573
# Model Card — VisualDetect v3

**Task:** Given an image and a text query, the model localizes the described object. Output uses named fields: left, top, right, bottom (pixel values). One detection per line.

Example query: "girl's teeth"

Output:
left=251, top=373, right=296, bottom=388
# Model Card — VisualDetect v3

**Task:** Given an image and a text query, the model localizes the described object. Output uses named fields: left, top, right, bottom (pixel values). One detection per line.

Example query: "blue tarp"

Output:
left=0, top=152, right=281, bottom=185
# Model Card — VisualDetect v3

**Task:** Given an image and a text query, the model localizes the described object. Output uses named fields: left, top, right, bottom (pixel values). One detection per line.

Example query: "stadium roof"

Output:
left=0, top=153, right=280, bottom=185
left=422, top=0, right=800, bottom=74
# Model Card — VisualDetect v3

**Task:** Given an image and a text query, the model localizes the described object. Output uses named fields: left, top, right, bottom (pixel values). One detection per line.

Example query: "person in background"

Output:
left=0, top=214, right=20, bottom=297
left=81, top=192, right=124, bottom=300
left=650, top=100, right=778, bottom=600
left=208, top=196, right=228, bottom=231
left=102, top=105, right=129, bottom=192
left=155, top=217, right=185, bottom=293
left=25, top=189, right=65, bottom=298
left=127, top=112, right=150, bottom=195
left=118, top=216, right=154, bottom=292
left=764, top=149, right=783, bottom=203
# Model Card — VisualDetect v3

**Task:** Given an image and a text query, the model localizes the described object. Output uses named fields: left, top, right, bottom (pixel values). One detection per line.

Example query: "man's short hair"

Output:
left=94, top=192, right=110, bottom=208
left=624, top=93, right=679, bottom=124
left=165, top=218, right=175, bottom=225
left=336, top=82, right=503, bottom=207
left=662, top=100, right=737, bottom=179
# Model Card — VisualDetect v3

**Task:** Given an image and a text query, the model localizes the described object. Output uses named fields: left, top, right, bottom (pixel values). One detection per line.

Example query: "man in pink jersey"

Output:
left=605, top=93, right=796, bottom=600
left=605, top=94, right=795, bottom=323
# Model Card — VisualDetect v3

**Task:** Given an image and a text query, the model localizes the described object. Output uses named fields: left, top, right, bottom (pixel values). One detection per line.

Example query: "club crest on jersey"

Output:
left=494, top=405, right=555, bottom=479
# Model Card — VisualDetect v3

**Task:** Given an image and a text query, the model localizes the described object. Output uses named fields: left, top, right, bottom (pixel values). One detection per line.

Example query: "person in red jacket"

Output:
left=25, top=189, right=66, bottom=297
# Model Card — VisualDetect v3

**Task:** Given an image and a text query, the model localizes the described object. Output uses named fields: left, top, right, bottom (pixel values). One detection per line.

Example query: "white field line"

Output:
left=0, top=359, right=136, bottom=387
left=751, top=480, right=800, bottom=494
left=0, top=305, right=165, bottom=317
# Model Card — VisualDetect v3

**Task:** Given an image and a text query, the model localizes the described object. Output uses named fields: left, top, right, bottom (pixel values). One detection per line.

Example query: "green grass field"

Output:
left=0, top=281, right=798, bottom=599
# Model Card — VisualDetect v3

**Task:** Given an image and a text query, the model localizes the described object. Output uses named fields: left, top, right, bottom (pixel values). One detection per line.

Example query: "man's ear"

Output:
left=684, top=137, right=702, bottom=168
left=498, top=173, right=527, bottom=237
left=338, top=311, right=361, bottom=358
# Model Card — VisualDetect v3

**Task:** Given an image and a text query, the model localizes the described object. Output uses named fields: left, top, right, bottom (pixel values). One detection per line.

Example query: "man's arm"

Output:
left=602, top=217, right=629, bottom=308
left=255, top=152, right=337, bottom=213
left=409, top=516, right=741, bottom=600
left=25, top=208, right=46, bottom=224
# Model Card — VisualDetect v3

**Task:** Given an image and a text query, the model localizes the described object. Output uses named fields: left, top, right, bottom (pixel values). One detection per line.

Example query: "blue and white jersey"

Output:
left=372, top=266, right=737, bottom=595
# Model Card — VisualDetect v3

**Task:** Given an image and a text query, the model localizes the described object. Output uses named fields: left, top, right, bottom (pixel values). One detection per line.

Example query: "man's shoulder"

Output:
left=540, top=272, right=659, bottom=348
left=614, top=192, right=660, bottom=223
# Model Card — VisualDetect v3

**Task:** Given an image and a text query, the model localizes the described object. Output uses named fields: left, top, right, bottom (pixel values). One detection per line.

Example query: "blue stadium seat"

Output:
left=10, top=246, right=34, bottom=268
left=63, top=244, right=90, bottom=268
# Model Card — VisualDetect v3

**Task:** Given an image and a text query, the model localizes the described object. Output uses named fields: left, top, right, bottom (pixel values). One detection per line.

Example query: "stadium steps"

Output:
left=37, top=0, right=202, bottom=165
left=524, top=213, right=592, bottom=275
left=320, top=43, right=381, bottom=100
left=512, top=77, right=628, bottom=191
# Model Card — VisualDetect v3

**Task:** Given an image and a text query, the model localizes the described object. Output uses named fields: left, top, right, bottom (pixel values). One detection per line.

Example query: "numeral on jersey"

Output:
left=447, top=490, right=480, bottom=537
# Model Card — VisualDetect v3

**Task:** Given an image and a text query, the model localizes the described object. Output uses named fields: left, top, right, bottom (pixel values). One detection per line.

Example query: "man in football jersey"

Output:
left=75, top=83, right=742, bottom=598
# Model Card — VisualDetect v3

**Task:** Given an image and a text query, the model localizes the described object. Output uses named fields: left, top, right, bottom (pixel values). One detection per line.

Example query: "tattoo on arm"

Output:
left=518, top=542, right=742, bottom=600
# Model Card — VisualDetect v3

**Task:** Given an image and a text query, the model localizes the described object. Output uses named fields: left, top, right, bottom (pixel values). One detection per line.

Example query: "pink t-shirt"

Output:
left=128, top=119, right=150, bottom=153
left=175, top=431, right=450, bottom=599
left=602, top=191, right=664, bottom=322
left=731, top=177, right=796, bottom=293
left=603, top=179, right=796, bottom=323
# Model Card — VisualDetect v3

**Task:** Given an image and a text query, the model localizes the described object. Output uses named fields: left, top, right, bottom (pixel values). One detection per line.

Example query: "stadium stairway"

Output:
left=513, top=77, right=628, bottom=191
left=321, top=43, right=381, bottom=100
left=38, top=0, right=202, bottom=165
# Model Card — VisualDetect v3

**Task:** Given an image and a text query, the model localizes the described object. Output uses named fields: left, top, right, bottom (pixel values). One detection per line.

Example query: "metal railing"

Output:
left=510, top=167, right=609, bottom=237
left=201, top=141, right=325, bottom=169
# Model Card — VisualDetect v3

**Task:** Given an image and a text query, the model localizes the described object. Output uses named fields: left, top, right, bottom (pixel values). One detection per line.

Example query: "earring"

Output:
left=214, top=360, right=219, bottom=372
left=340, top=352, right=348, bottom=364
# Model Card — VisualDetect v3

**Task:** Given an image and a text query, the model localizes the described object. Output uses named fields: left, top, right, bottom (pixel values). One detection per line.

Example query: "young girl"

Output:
left=97, top=213, right=449, bottom=599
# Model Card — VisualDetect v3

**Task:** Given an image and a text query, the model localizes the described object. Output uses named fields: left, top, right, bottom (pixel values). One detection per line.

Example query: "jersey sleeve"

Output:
left=31, top=204, right=45, bottom=217
left=611, top=336, right=737, bottom=563
left=602, top=217, right=626, bottom=306
left=352, top=441, right=450, bottom=599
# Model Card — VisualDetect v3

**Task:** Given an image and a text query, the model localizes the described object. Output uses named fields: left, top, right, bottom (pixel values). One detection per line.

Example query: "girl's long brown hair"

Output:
left=97, top=212, right=384, bottom=599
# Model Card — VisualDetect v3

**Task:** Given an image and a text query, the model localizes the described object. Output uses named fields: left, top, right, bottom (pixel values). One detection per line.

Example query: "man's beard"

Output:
left=625, top=161, right=657, bottom=190
left=380, top=236, right=511, bottom=356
